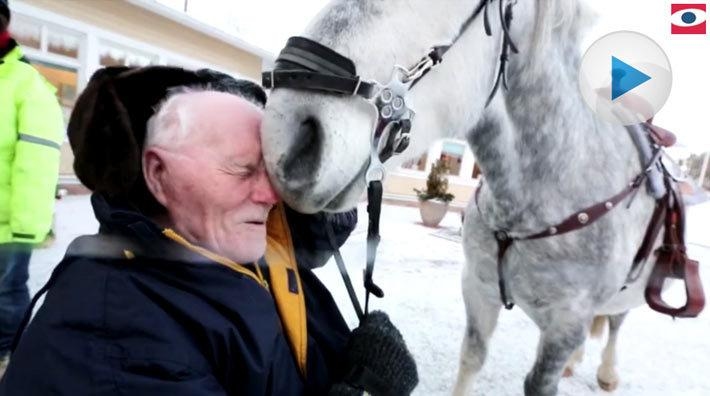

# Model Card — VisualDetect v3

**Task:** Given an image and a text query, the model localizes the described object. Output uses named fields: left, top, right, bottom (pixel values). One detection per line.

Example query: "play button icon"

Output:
left=579, top=31, right=672, bottom=126
left=611, top=56, right=651, bottom=100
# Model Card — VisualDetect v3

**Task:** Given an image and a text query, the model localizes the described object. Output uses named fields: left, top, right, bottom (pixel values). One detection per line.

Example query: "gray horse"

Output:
left=261, top=1, right=659, bottom=394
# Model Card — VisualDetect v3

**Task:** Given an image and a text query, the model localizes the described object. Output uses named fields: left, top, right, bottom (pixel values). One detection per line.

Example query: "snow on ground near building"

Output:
left=30, top=196, right=710, bottom=396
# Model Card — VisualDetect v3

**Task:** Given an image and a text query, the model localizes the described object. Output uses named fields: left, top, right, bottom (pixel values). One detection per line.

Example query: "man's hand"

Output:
left=330, top=311, right=418, bottom=396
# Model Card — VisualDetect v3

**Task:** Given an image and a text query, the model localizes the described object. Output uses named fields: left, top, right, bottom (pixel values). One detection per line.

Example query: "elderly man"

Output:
left=0, top=67, right=417, bottom=395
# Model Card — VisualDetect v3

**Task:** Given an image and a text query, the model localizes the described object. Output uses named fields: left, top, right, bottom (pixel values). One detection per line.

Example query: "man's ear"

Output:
left=142, top=148, right=170, bottom=208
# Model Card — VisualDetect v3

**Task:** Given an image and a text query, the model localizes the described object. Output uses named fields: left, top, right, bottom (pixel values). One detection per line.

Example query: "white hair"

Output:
left=143, top=87, right=205, bottom=151
left=144, top=84, right=265, bottom=151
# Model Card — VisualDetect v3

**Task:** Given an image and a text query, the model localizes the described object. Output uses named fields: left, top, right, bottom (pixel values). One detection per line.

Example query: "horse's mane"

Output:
left=533, top=0, right=597, bottom=53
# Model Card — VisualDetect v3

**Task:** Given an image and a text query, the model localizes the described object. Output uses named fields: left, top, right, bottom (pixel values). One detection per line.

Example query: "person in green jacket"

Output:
left=0, top=0, right=64, bottom=372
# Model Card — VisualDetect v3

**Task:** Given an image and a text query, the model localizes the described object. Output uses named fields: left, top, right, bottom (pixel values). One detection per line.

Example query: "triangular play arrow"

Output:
left=611, top=56, right=652, bottom=100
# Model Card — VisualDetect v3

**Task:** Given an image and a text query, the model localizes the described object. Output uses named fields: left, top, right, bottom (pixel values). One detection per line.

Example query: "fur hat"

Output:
left=68, top=66, right=266, bottom=214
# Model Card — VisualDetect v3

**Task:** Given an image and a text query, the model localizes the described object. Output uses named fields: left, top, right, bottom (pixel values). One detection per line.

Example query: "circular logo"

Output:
left=578, top=31, right=672, bottom=126
left=681, top=12, right=697, bottom=24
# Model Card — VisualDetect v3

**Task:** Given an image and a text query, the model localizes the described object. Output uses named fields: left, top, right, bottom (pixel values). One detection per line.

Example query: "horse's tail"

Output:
left=590, top=315, right=607, bottom=338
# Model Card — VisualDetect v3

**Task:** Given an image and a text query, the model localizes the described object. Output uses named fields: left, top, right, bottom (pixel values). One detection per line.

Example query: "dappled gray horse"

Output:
left=261, top=1, right=662, bottom=395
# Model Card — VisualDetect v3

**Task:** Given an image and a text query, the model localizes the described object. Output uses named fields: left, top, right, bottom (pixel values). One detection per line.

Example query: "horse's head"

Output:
left=262, top=0, right=582, bottom=213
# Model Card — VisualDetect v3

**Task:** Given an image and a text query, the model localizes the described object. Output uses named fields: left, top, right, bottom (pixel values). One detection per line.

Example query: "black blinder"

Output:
left=262, top=36, right=376, bottom=99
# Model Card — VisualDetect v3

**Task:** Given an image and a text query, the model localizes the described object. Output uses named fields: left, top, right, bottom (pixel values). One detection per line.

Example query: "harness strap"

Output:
left=525, top=177, right=642, bottom=240
left=494, top=232, right=515, bottom=309
left=409, top=0, right=492, bottom=90
left=325, top=221, right=365, bottom=321
left=364, top=180, right=385, bottom=316
left=407, top=47, right=445, bottom=90
left=263, top=70, right=376, bottom=99
left=644, top=180, right=705, bottom=318
left=485, top=1, right=517, bottom=106
left=497, top=0, right=519, bottom=54
left=627, top=200, right=666, bottom=283
left=480, top=174, right=644, bottom=309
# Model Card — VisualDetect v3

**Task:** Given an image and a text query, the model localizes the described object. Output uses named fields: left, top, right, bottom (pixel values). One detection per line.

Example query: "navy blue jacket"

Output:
left=0, top=194, right=356, bottom=395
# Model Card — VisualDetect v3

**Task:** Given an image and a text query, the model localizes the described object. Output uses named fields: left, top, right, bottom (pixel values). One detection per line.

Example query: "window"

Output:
left=30, top=61, right=78, bottom=126
left=439, top=141, right=465, bottom=176
left=47, top=27, right=81, bottom=59
left=9, top=16, right=41, bottom=49
left=100, top=42, right=158, bottom=67
left=10, top=16, right=82, bottom=59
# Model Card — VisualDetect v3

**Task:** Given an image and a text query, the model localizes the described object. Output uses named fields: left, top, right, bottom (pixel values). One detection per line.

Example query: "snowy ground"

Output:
left=29, top=196, right=710, bottom=396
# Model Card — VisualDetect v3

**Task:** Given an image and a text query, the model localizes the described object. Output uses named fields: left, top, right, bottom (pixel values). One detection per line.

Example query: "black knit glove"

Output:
left=329, top=311, right=418, bottom=396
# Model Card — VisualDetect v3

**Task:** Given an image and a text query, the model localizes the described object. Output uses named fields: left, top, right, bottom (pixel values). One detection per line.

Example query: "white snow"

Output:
left=28, top=196, right=710, bottom=396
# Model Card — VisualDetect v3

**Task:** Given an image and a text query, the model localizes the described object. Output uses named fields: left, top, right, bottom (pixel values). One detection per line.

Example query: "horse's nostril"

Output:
left=300, top=117, right=320, bottom=139
left=281, top=116, right=323, bottom=183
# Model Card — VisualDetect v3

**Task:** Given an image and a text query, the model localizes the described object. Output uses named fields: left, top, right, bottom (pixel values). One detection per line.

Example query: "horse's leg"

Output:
left=596, top=312, right=628, bottom=392
left=562, top=315, right=606, bottom=377
left=524, top=312, right=589, bottom=396
left=452, top=270, right=502, bottom=396
left=562, top=343, right=585, bottom=377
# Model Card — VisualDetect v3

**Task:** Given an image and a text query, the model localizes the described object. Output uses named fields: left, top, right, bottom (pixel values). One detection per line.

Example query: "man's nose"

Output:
left=252, top=168, right=279, bottom=205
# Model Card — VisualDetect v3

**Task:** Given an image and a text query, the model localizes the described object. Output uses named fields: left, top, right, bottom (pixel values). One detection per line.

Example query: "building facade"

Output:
left=10, top=0, right=270, bottom=186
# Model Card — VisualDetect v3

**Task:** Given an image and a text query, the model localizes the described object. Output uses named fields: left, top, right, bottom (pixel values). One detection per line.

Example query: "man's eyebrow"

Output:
left=220, top=158, right=258, bottom=173
left=229, top=155, right=264, bottom=167
left=226, top=160, right=249, bottom=168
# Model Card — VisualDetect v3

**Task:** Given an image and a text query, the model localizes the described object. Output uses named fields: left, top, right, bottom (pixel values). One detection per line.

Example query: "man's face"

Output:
left=145, top=92, right=279, bottom=263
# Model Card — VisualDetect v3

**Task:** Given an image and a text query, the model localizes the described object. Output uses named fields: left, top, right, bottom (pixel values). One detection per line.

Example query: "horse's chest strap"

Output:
left=486, top=175, right=644, bottom=310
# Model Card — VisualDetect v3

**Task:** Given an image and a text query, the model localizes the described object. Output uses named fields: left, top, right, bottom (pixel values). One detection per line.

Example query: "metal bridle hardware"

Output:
left=368, top=67, right=417, bottom=176
left=263, top=0, right=519, bottom=320
left=395, top=52, right=438, bottom=84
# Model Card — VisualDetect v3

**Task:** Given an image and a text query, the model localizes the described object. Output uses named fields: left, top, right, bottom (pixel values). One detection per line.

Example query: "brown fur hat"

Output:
left=68, top=66, right=266, bottom=215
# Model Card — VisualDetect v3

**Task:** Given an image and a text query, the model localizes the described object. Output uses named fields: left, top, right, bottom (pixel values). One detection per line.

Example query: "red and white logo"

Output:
left=671, top=3, right=707, bottom=34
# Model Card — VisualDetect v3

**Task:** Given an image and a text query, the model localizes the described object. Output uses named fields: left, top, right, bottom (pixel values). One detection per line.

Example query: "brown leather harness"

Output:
left=636, top=174, right=705, bottom=318
left=477, top=122, right=705, bottom=318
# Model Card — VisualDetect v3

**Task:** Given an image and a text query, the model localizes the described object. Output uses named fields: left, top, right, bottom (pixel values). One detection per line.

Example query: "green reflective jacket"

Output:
left=0, top=44, right=64, bottom=245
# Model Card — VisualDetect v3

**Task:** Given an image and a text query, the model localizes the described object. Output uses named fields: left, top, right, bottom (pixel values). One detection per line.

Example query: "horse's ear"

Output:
left=68, top=67, right=142, bottom=195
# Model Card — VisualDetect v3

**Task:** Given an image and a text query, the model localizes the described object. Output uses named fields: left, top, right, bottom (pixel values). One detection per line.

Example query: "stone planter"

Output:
left=419, top=199, right=449, bottom=227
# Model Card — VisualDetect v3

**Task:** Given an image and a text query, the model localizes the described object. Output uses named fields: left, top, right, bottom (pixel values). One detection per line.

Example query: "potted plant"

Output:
left=414, top=159, right=455, bottom=227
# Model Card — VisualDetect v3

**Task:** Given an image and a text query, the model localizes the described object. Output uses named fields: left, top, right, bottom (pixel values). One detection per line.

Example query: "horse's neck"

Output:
left=470, top=43, right=640, bottom=231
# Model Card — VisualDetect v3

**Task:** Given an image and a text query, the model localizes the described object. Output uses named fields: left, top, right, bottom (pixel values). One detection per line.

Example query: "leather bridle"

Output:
left=263, top=0, right=520, bottom=320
